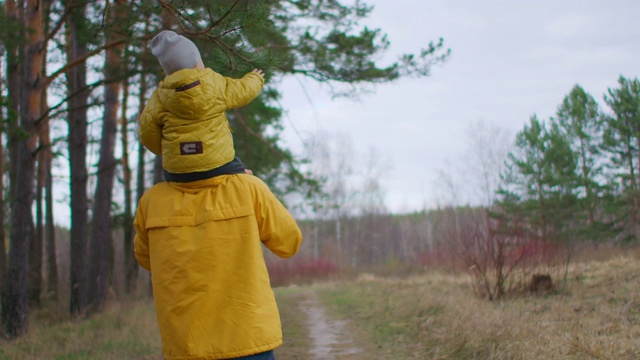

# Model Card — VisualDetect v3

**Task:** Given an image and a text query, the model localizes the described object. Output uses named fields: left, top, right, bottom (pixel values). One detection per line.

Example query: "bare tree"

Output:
left=352, top=147, right=388, bottom=266
left=465, top=120, right=512, bottom=206
left=304, top=131, right=356, bottom=264
left=455, top=212, right=528, bottom=301
left=435, top=120, right=512, bottom=207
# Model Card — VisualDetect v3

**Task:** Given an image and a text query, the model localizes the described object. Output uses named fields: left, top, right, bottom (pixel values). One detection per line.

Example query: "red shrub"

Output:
left=508, top=239, right=560, bottom=268
left=266, top=257, right=340, bottom=287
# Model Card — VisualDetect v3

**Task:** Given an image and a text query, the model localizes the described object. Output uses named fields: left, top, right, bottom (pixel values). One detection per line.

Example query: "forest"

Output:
left=0, top=0, right=449, bottom=338
left=1, top=0, right=639, bottom=346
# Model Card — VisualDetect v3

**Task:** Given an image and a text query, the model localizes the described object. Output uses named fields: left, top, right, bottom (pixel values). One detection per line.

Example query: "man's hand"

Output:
left=244, top=168, right=253, bottom=176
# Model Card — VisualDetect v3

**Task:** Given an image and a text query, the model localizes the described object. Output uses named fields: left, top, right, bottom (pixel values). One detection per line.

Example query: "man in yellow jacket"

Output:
left=134, top=175, right=302, bottom=359
left=135, top=31, right=303, bottom=360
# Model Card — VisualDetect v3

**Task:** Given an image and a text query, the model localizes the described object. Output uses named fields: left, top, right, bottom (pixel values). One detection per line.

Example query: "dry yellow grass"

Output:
left=316, top=248, right=640, bottom=359
left=1, top=248, right=638, bottom=359
left=0, top=299, right=162, bottom=359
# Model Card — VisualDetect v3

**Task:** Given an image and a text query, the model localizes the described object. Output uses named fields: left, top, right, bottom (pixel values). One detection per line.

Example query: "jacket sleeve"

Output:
left=251, top=177, right=302, bottom=258
left=222, top=72, right=265, bottom=110
left=133, top=198, right=151, bottom=271
left=138, top=92, right=162, bottom=155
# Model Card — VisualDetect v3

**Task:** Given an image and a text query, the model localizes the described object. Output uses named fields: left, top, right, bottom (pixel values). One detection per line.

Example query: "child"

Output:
left=140, top=30, right=264, bottom=182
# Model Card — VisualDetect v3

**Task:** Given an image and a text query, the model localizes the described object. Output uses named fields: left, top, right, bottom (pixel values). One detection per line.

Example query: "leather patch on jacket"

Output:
left=180, top=141, right=203, bottom=155
left=175, top=80, right=201, bottom=92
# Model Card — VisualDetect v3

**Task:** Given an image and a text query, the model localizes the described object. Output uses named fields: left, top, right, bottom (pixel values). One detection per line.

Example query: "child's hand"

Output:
left=244, top=168, right=253, bottom=176
left=252, top=69, right=264, bottom=78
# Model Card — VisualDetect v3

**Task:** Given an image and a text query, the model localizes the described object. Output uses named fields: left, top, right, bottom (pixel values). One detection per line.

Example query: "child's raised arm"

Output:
left=221, top=69, right=265, bottom=110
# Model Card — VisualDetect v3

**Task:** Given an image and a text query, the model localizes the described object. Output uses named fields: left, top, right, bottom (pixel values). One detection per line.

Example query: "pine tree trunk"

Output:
left=122, top=79, right=134, bottom=294
left=31, top=80, right=53, bottom=306
left=44, top=115, right=58, bottom=300
left=0, top=37, right=7, bottom=297
left=66, top=2, right=90, bottom=317
left=28, top=0, right=54, bottom=309
left=88, top=0, right=126, bottom=312
left=126, top=59, right=150, bottom=294
left=2, top=0, right=43, bottom=338
left=135, top=49, right=148, bottom=295
left=136, top=141, right=148, bottom=296
left=30, top=100, right=45, bottom=306
left=1, top=0, right=21, bottom=297
left=5, top=0, right=21, bottom=195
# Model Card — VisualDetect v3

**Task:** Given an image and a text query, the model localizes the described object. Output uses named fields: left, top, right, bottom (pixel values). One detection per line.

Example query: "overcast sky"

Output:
left=277, top=0, right=640, bottom=213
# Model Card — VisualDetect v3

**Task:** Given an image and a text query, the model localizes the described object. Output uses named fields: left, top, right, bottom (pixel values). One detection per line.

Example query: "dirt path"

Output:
left=299, top=291, right=365, bottom=360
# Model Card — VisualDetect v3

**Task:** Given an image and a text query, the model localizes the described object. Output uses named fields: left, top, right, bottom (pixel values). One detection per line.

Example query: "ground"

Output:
left=275, top=287, right=371, bottom=360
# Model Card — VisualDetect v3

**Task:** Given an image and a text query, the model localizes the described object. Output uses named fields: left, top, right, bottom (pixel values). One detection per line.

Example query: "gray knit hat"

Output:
left=150, top=30, right=202, bottom=75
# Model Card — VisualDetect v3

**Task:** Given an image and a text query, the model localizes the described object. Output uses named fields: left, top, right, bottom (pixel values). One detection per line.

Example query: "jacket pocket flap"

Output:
left=145, top=206, right=253, bottom=229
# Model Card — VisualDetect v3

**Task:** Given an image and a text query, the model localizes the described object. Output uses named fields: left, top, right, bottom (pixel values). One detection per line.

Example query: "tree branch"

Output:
left=45, top=35, right=151, bottom=87
left=158, top=0, right=201, bottom=32
left=208, top=0, right=241, bottom=33
left=212, top=26, right=244, bottom=40
left=45, top=0, right=77, bottom=45
left=209, top=36, right=256, bottom=67
left=36, top=79, right=107, bottom=126
left=158, top=0, right=241, bottom=36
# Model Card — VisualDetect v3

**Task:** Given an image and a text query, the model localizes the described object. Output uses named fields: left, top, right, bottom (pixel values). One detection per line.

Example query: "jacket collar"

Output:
left=167, top=175, right=231, bottom=194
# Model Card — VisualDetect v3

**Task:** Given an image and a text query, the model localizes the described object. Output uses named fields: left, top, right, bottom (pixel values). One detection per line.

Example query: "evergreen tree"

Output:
left=496, top=115, right=580, bottom=239
left=144, top=0, right=449, bottom=194
left=495, top=115, right=579, bottom=287
left=602, top=76, right=640, bottom=242
left=2, top=0, right=44, bottom=338
left=498, top=116, right=553, bottom=240
left=556, top=85, right=612, bottom=240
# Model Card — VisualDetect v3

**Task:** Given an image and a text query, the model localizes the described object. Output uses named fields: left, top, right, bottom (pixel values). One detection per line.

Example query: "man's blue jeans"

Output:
left=229, top=350, right=275, bottom=360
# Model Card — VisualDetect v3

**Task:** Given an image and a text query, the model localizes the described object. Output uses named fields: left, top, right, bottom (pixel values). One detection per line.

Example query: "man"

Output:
left=134, top=173, right=302, bottom=359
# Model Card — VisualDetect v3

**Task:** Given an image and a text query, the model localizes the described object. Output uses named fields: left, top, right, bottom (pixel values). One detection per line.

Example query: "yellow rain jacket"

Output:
left=139, top=68, right=264, bottom=174
left=133, top=174, right=302, bottom=359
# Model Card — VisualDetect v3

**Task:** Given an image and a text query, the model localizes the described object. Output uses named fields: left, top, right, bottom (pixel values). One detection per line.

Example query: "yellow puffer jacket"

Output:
left=139, top=68, right=264, bottom=174
left=133, top=174, right=302, bottom=359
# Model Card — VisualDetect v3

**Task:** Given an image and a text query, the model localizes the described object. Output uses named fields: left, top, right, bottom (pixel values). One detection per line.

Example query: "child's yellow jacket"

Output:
left=139, top=68, right=264, bottom=174
left=134, top=174, right=302, bottom=359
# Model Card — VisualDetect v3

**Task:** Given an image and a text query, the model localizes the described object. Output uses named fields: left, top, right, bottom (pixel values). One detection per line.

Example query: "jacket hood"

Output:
left=156, top=68, right=213, bottom=120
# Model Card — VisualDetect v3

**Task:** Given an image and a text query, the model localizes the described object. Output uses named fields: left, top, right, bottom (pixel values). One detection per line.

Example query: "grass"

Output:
left=0, top=300, right=162, bottom=360
left=1, top=247, right=639, bottom=359
left=273, top=287, right=313, bottom=359
left=316, top=249, right=640, bottom=359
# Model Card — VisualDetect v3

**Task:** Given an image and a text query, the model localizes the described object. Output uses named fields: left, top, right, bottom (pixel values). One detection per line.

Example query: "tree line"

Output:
left=496, top=78, right=640, bottom=247
left=282, top=77, right=640, bottom=300
left=0, top=0, right=448, bottom=338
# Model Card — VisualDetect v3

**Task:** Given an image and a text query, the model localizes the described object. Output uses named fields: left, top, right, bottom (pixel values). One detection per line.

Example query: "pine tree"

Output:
left=2, top=0, right=44, bottom=338
left=144, top=0, right=449, bottom=194
left=87, top=0, right=128, bottom=314
left=65, top=0, right=92, bottom=317
left=556, top=85, right=612, bottom=240
left=602, top=76, right=640, bottom=242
